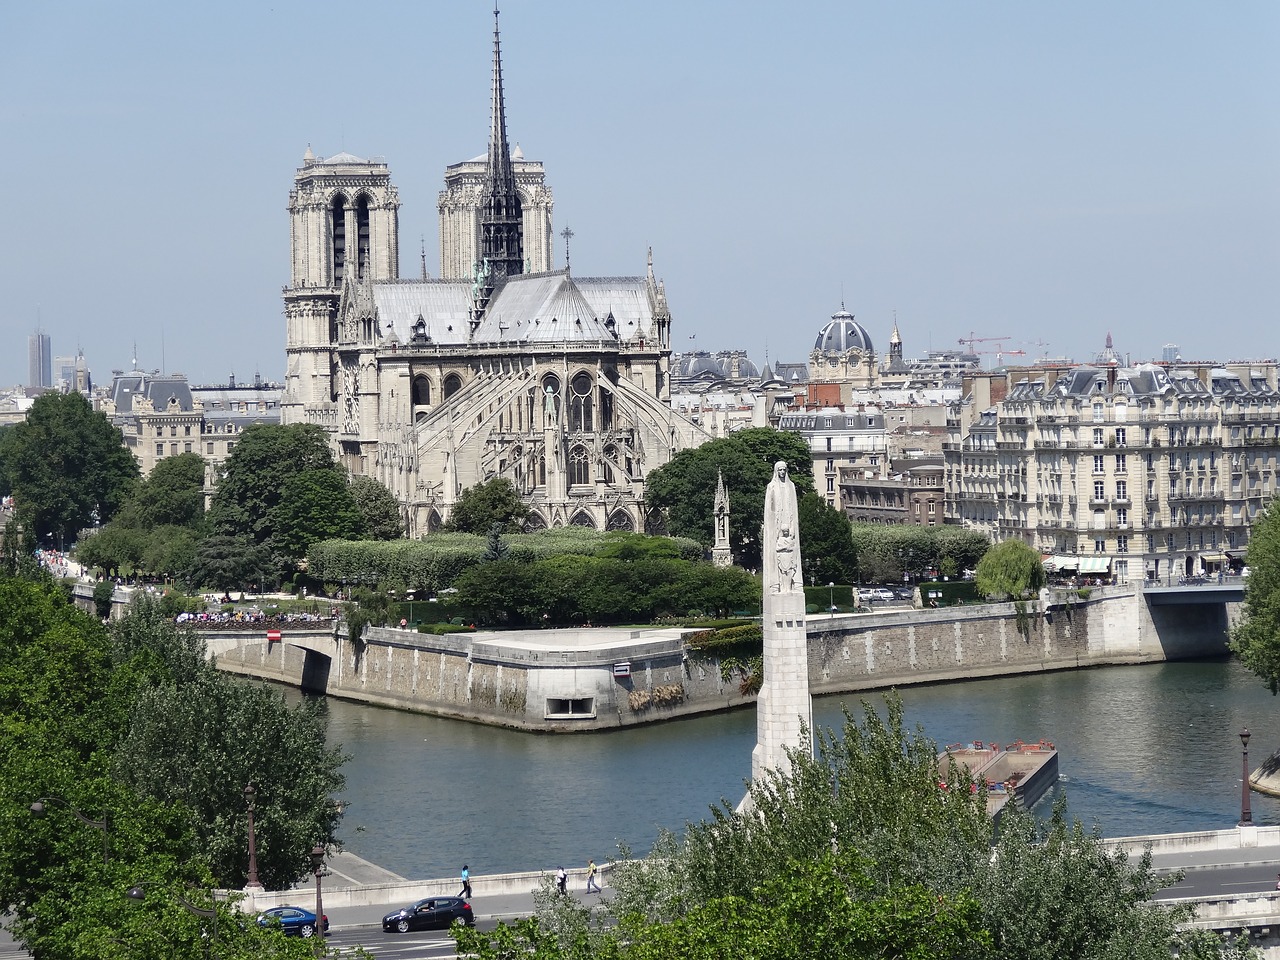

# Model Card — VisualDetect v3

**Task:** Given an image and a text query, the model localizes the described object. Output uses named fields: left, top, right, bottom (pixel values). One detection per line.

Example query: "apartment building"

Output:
left=946, top=359, right=1280, bottom=582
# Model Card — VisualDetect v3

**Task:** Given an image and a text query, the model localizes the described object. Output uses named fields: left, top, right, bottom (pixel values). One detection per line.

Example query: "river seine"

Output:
left=312, top=658, right=1280, bottom=880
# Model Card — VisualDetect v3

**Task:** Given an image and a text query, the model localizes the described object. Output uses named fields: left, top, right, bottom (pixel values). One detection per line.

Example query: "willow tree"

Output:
left=975, top=538, right=1045, bottom=601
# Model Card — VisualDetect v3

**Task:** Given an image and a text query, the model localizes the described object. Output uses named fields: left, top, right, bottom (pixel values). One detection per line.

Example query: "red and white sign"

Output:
left=266, top=629, right=282, bottom=643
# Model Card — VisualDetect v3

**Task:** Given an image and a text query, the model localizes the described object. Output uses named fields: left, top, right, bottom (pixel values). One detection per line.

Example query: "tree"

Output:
left=797, top=492, right=856, bottom=585
left=0, top=391, right=139, bottom=546
left=444, top=477, right=530, bottom=533
left=269, top=468, right=364, bottom=562
left=206, top=423, right=338, bottom=550
left=350, top=475, right=403, bottom=540
left=1231, top=499, right=1280, bottom=691
left=185, top=534, right=274, bottom=594
left=125, top=452, right=207, bottom=530
left=0, top=580, right=354, bottom=959
left=457, top=693, right=1247, bottom=959
left=975, top=538, right=1045, bottom=600
left=644, top=428, right=813, bottom=571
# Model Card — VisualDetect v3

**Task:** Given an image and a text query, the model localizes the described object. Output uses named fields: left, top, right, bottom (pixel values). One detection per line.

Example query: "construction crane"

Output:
left=959, top=332, right=1012, bottom=350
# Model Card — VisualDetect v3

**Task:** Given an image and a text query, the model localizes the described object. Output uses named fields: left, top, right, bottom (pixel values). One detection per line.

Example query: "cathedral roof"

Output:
left=372, top=282, right=472, bottom=345
left=475, top=273, right=618, bottom=343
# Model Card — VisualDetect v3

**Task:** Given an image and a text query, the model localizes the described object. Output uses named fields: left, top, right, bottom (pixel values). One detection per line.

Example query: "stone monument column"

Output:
left=750, top=461, right=813, bottom=785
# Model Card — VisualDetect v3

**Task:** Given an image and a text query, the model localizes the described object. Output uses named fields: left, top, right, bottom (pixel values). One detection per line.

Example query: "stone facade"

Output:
left=946, top=348, right=1280, bottom=581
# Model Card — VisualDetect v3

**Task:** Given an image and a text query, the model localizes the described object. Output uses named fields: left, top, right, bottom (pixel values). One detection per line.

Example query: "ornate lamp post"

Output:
left=1239, top=728, right=1253, bottom=826
left=244, top=782, right=264, bottom=891
left=30, top=796, right=109, bottom=863
left=311, top=845, right=326, bottom=954
left=828, top=581, right=835, bottom=618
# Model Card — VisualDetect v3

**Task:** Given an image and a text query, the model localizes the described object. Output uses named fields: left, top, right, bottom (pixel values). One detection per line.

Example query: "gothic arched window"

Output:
left=568, top=445, right=590, bottom=486
left=331, top=195, right=347, bottom=283
left=355, top=195, right=371, bottom=278
left=602, top=444, right=617, bottom=484
left=443, top=373, right=462, bottom=400
left=569, top=372, right=593, bottom=432
left=412, top=375, right=431, bottom=407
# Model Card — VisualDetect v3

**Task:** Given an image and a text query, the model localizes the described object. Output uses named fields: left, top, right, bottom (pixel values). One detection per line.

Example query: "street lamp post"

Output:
left=244, top=782, right=264, bottom=892
left=30, top=796, right=109, bottom=863
left=1239, top=728, right=1253, bottom=826
left=311, top=845, right=326, bottom=955
left=828, top=581, right=835, bottom=618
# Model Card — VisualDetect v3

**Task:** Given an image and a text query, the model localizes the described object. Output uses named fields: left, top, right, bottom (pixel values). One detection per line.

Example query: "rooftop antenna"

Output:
left=561, top=225, right=574, bottom=274
left=420, top=236, right=428, bottom=279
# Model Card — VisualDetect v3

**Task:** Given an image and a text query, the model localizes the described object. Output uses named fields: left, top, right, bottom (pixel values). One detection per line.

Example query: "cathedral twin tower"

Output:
left=281, top=9, right=707, bottom=537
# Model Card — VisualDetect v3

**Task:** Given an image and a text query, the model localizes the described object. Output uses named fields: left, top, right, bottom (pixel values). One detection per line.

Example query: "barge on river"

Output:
left=939, top=739, right=1059, bottom=819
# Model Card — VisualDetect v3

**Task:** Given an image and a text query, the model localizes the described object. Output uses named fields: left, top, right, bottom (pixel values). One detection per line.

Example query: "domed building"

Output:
left=808, top=307, right=881, bottom=392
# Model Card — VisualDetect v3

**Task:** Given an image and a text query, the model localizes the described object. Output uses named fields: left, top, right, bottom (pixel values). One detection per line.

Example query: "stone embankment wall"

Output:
left=212, top=586, right=1234, bottom=732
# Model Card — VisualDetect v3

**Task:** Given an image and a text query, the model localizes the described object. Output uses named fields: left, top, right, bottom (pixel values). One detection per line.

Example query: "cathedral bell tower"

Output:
left=281, top=150, right=400, bottom=425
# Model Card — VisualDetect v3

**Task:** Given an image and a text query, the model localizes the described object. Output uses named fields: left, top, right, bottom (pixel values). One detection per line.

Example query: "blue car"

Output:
left=256, top=905, right=330, bottom=938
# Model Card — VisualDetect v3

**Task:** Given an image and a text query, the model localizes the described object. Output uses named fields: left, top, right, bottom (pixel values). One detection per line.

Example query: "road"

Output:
left=4, top=845, right=1280, bottom=959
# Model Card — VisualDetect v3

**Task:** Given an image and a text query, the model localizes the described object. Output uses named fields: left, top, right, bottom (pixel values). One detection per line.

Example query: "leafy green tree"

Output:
left=644, top=428, right=813, bottom=571
left=350, top=475, right=403, bottom=540
left=0, top=391, right=139, bottom=546
left=92, top=578, right=115, bottom=618
left=975, top=538, right=1045, bottom=600
left=74, top=524, right=148, bottom=578
left=797, top=491, right=856, bottom=585
left=0, top=581, right=352, bottom=959
left=206, top=423, right=338, bottom=549
left=444, top=477, right=530, bottom=533
left=459, top=693, right=1247, bottom=959
left=1231, top=499, right=1280, bottom=692
left=141, top=525, right=200, bottom=582
left=124, top=452, right=207, bottom=530
left=269, top=468, right=363, bottom=562
left=185, top=534, right=274, bottom=594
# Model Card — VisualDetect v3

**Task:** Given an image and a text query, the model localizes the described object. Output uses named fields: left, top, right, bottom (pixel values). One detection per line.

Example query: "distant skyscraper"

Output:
left=54, top=355, right=76, bottom=391
left=1162, top=343, right=1181, bottom=363
left=28, top=332, right=51, bottom=388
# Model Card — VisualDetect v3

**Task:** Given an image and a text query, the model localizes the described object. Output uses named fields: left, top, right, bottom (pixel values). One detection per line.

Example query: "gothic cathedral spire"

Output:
left=479, top=5, right=524, bottom=285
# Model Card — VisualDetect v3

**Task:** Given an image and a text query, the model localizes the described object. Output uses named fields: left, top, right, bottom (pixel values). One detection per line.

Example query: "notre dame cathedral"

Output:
left=280, top=9, right=708, bottom=536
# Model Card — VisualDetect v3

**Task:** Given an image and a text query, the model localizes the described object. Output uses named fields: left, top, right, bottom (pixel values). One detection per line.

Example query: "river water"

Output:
left=315, top=658, right=1280, bottom=880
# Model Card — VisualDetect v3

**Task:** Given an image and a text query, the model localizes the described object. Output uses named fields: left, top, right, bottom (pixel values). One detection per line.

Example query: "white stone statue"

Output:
left=762, top=460, right=801, bottom=594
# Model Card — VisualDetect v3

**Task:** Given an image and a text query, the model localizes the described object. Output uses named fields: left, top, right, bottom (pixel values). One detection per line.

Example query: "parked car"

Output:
left=863, top=588, right=896, bottom=603
left=383, top=896, right=475, bottom=933
left=256, top=905, right=329, bottom=938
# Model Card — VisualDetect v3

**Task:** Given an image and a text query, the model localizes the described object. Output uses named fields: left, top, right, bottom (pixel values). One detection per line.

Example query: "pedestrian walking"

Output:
left=586, top=858, right=601, bottom=894
left=459, top=864, right=472, bottom=899
left=556, top=865, right=567, bottom=895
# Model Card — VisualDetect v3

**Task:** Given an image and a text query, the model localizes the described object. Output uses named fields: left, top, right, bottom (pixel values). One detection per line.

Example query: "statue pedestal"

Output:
left=751, top=589, right=812, bottom=785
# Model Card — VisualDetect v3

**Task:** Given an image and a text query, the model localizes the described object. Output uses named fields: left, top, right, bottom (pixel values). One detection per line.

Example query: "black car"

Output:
left=382, top=896, right=474, bottom=933
left=256, top=905, right=329, bottom=938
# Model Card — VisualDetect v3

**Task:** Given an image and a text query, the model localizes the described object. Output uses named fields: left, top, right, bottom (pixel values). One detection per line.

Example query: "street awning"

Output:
left=1045, top=555, right=1078, bottom=571
left=1200, top=553, right=1226, bottom=564
left=1077, top=557, right=1112, bottom=574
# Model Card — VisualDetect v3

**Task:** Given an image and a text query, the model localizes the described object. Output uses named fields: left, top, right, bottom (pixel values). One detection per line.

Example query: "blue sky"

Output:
left=1, top=1, right=1276, bottom=388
